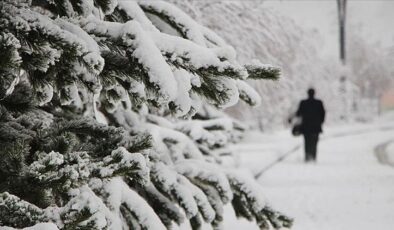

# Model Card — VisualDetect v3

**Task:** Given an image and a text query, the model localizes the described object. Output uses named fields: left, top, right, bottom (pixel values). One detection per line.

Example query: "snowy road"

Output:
left=255, top=122, right=394, bottom=230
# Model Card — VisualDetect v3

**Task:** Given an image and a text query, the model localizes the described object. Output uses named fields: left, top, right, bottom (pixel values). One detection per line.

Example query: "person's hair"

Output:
left=307, top=88, right=315, bottom=98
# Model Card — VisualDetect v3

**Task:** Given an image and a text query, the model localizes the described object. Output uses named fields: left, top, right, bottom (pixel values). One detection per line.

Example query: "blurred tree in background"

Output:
left=170, top=1, right=394, bottom=128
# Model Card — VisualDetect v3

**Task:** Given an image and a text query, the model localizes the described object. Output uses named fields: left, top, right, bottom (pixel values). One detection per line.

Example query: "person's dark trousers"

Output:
left=303, top=133, right=319, bottom=162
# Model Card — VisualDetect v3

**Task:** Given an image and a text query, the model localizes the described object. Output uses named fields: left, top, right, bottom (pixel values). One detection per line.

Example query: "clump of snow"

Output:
left=172, top=68, right=192, bottom=117
left=104, top=178, right=167, bottom=229
left=4, top=74, right=20, bottom=97
left=146, top=123, right=204, bottom=161
left=100, top=147, right=149, bottom=183
left=178, top=176, right=216, bottom=223
left=175, top=159, right=233, bottom=203
left=226, top=170, right=266, bottom=213
left=150, top=162, right=199, bottom=218
left=139, top=1, right=207, bottom=46
left=29, top=151, right=64, bottom=174
left=117, top=1, right=159, bottom=32
left=60, top=185, right=117, bottom=229
left=236, top=80, right=262, bottom=107
left=36, top=84, right=54, bottom=106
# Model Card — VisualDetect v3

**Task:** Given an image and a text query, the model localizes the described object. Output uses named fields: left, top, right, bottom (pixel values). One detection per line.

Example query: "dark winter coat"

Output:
left=296, top=98, right=325, bottom=134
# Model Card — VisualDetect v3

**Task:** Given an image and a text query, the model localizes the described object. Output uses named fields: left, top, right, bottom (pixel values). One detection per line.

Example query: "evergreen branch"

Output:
left=245, top=64, right=281, bottom=80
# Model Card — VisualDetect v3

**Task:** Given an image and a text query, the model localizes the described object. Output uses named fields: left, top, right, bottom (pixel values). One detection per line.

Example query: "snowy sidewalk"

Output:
left=233, top=130, right=301, bottom=177
left=235, top=119, right=394, bottom=179
left=252, top=121, right=394, bottom=230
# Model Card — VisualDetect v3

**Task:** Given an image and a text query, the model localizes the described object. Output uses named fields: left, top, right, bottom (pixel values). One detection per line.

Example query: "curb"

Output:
left=254, top=143, right=301, bottom=179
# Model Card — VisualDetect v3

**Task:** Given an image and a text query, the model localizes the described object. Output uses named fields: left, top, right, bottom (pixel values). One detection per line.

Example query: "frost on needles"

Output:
left=0, top=0, right=291, bottom=229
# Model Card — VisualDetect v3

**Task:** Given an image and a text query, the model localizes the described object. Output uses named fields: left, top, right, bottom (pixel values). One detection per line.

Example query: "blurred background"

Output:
left=169, top=0, right=394, bottom=130
left=164, top=1, right=394, bottom=229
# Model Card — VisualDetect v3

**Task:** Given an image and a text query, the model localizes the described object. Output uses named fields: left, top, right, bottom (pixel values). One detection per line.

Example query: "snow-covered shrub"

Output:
left=0, top=0, right=291, bottom=229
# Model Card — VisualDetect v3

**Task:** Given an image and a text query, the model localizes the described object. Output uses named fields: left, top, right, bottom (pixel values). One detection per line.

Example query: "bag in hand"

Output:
left=292, top=124, right=302, bottom=136
left=290, top=116, right=302, bottom=136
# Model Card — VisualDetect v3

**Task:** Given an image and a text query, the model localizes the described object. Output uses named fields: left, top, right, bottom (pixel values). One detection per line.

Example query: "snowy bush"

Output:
left=0, top=0, right=291, bottom=229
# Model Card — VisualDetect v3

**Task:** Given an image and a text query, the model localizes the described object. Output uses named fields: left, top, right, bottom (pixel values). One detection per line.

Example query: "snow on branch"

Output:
left=236, top=79, right=262, bottom=106
left=175, top=159, right=233, bottom=204
left=226, top=171, right=293, bottom=229
left=138, top=0, right=238, bottom=62
left=245, top=60, right=281, bottom=80
left=150, top=162, right=199, bottom=219
left=149, top=31, right=247, bottom=80
left=81, top=17, right=178, bottom=103
left=103, top=178, right=167, bottom=230
left=116, top=1, right=159, bottom=32
left=0, top=192, right=48, bottom=227
left=139, top=0, right=207, bottom=46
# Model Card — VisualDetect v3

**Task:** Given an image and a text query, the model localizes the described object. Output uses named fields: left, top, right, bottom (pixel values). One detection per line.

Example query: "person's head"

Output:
left=307, top=88, right=315, bottom=98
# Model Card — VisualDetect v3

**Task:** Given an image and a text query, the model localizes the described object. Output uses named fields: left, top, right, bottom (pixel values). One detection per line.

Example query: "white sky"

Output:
left=262, top=0, right=394, bottom=58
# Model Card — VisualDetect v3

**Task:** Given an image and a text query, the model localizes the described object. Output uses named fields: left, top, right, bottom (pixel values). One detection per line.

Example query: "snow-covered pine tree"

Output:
left=0, top=0, right=291, bottom=229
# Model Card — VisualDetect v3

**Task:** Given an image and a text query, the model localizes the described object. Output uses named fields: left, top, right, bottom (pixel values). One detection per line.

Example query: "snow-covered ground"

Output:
left=228, top=113, right=394, bottom=230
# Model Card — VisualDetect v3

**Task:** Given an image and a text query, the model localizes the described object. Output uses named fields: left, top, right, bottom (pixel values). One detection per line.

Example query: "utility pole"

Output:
left=337, top=0, right=349, bottom=120
left=337, top=0, right=347, bottom=65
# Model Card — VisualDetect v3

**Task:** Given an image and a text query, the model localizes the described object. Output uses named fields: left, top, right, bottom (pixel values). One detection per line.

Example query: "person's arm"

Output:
left=296, top=101, right=303, bottom=117
left=320, top=101, right=326, bottom=123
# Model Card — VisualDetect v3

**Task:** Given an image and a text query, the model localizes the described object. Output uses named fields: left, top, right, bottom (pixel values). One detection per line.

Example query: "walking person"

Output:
left=296, top=88, right=325, bottom=162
